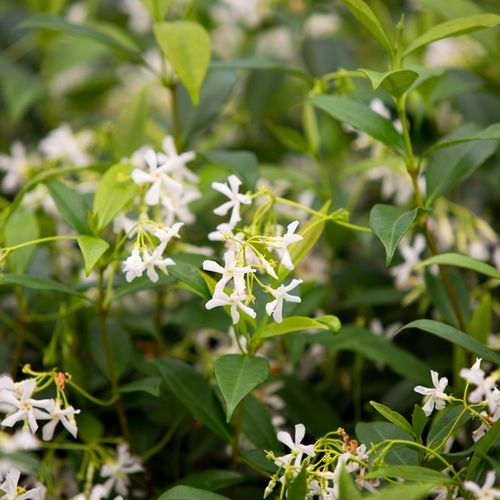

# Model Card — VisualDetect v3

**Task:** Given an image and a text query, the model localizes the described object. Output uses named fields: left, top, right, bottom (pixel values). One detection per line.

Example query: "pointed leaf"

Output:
left=369, top=205, right=420, bottom=265
left=202, top=150, right=259, bottom=190
left=359, top=68, right=419, bottom=98
left=412, top=404, right=427, bottom=439
left=179, top=469, right=246, bottom=492
left=338, top=465, right=363, bottom=500
left=154, top=21, right=211, bottom=105
left=77, top=235, right=109, bottom=276
left=467, top=294, right=491, bottom=345
left=416, top=252, right=500, bottom=280
left=287, top=465, right=308, bottom=500
left=370, top=401, right=415, bottom=437
left=372, top=483, right=439, bottom=500
left=398, top=320, right=500, bottom=365
left=310, top=95, right=405, bottom=154
left=403, top=14, right=500, bottom=57
left=257, top=315, right=339, bottom=340
left=119, top=376, right=162, bottom=397
left=157, top=486, right=229, bottom=500
left=341, top=0, right=393, bottom=53
left=467, top=419, right=500, bottom=481
left=365, top=465, right=455, bottom=483
left=214, top=355, right=269, bottom=422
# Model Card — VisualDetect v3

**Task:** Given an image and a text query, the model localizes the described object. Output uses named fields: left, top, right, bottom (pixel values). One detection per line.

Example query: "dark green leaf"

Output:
left=203, top=150, right=259, bottom=190
left=310, top=95, right=404, bottom=154
left=467, top=419, right=500, bottom=481
left=366, top=465, right=455, bottom=483
left=417, top=253, right=500, bottom=280
left=427, top=405, right=470, bottom=449
left=287, top=465, right=308, bottom=500
left=412, top=405, right=427, bottom=439
left=266, top=121, right=309, bottom=153
left=179, top=469, right=246, bottom=492
left=77, top=235, right=109, bottom=276
left=119, top=376, right=162, bottom=397
left=467, top=294, right=492, bottom=345
left=359, top=68, right=419, bottom=98
left=369, top=205, right=420, bottom=266
left=398, top=320, right=500, bottom=365
left=157, top=486, right=229, bottom=500
left=241, top=396, right=279, bottom=450
left=168, top=257, right=211, bottom=299
left=371, top=482, right=439, bottom=500
left=338, top=466, right=363, bottom=500
left=214, top=355, right=269, bottom=422
left=154, top=357, right=231, bottom=442
left=370, top=401, right=415, bottom=437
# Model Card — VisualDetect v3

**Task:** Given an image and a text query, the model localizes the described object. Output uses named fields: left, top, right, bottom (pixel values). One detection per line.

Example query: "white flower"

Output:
left=275, top=423, right=315, bottom=468
left=269, top=220, right=303, bottom=270
left=304, top=13, right=340, bottom=38
left=119, top=0, right=151, bottom=34
left=0, top=430, right=39, bottom=453
left=0, top=467, right=45, bottom=499
left=203, top=251, right=254, bottom=294
left=414, top=370, right=449, bottom=416
left=122, top=248, right=145, bottom=283
left=0, top=142, right=32, bottom=193
left=154, top=222, right=184, bottom=245
left=390, top=234, right=426, bottom=289
left=265, top=279, right=302, bottom=323
left=100, top=443, right=143, bottom=497
left=205, top=290, right=256, bottom=324
left=460, top=358, right=499, bottom=413
left=212, top=175, right=252, bottom=227
left=464, top=470, right=500, bottom=499
left=1, top=379, right=52, bottom=434
left=141, top=246, right=175, bottom=283
left=161, top=136, right=197, bottom=183
left=39, top=124, right=93, bottom=166
left=37, top=400, right=80, bottom=441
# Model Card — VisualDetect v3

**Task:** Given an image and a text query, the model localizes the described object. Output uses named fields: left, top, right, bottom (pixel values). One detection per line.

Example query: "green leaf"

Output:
left=417, top=253, right=500, bottom=280
left=112, top=273, right=175, bottom=301
left=157, top=486, right=229, bottom=500
left=241, top=396, right=280, bottom=450
left=214, top=355, right=269, bottom=422
left=112, top=88, right=149, bottom=159
left=266, top=121, right=309, bottom=154
left=0, top=273, right=90, bottom=300
left=179, top=469, right=246, bottom=492
left=370, top=401, right=415, bottom=437
left=4, top=208, right=39, bottom=274
left=369, top=205, right=420, bottom=266
left=341, top=0, right=393, bottom=53
left=154, top=21, right=211, bottom=105
left=154, top=357, right=231, bottom=442
left=399, top=320, right=500, bottom=365
left=202, top=150, right=259, bottom=190
left=313, top=326, right=430, bottom=383
left=370, top=482, right=440, bottom=500
left=412, top=404, right=427, bottom=439
left=467, top=419, right=500, bottom=481
left=310, top=95, right=404, bottom=154
left=77, top=236, right=109, bottom=276
left=403, top=14, right=500, bottom=57
left=467, top=294, right=492, bottom=345
left=17, top=14, right=143, bottom=62
left=119, top=376, right=162, bottom=397
left=46, top=180, right=90, bottom=234
left=257, top=316, right=338, bottom=340
left=338, top=466, right=363, bottom=500
left=168, top=258, right=211, bottom=299
left=366, top=465, right=455, bottom=483
left=427, top=405, right=470, bottom=449
left=141, top=0, right=171, bottom=21
left=422, top=123, right=500, bottom=157
left=287, top=465, right=308, bottom=500
left=92, top=163, right=137, bottom=232
left=359, top=69, right=419, bottom=98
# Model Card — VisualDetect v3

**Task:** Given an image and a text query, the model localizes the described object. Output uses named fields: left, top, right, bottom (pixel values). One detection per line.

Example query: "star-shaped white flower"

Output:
left=154, top=222, right=184, bottom=245
left=0, top=467, right=45, bottom=500
left=212, top=175, right=251, bottom=227
left=464, top=470, right=500, bottom=499
left=37, top=400, right=80, bottom=441
left=390, top=234, right=426, bottom=289
left=265, top=279, right=302, bottom=323
left=142, top=246, right=175, bottom=283
left=122, top=247, right=145, bottom=283
left=203, top=251, right=254, bottom=294
left=460, top=358, right=499, bottom=413
left=205, top=290, right=256, bottom=324
left=275, top=423, right=315, bottom=468
left=414, top=370, right=449, bottom=416
left=161, top=136, right=197, bottom=183
left=269, top=220, right=303, bottom=270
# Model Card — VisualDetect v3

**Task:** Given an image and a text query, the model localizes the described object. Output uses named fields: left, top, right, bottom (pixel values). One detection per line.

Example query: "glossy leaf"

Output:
left=77, top=235, right=109, bottom=276
left=257, top=316, right=339, bottom=340
left=92, top=163, right=137, bottom=232
left=467, top=419, right=500, bottom=481
left=203, top=150, right=259, bottom=190
left=214, top=355, right=269, bottom=422
left=370, top=401, right=415, bottom=437
left=399, top=320, right=500, bottom=365
left=241, top=396, right=279, bottom=450
left=179, top=469, right=246, bottom=492
left=369, top=205, right=420, bottom=266
left=341, top=0, right=393, bottom=53
left=338, top=466, right=363, bottom=500
left=467, top=294, right=491, bottom=345
left=157, top=486, right=229, bottom=500
left=287, top=465, right=308, bottom=500
left=427, top=405, right=470, bottom=449
left=366, top=465, right=454, bottom=483
left=154, top=357, right=231, bottom=442
left=370, top=482, right=440, bottom=500
left=119, top=376, right=162, bottom=397
left=403, top=14, right=500, bottom=57
left=46, top=180, right=89, bottom=234
left=310, top=95, right=404, bottom=154
left=359, top=68, right=419, bottom=98
left=412, top=404, right=427, bottom=439
left=168, top=258, right=211, bottom=299
left=417, top=252, right=500, bottom=280
left=154, top=21, right=211, bottom=105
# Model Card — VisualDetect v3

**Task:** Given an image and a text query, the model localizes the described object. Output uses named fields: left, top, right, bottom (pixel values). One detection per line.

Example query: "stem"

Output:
left=97, top=267, right=131, bottom=443
left=67, top=380, right=118, bottom=406
left=167, top=84, right=182, bottom=150
left=141, top=414, right=183, bottom=461
left=2, top=235, right=78, bottom=254
left=353, top=353, right=363, bottom=423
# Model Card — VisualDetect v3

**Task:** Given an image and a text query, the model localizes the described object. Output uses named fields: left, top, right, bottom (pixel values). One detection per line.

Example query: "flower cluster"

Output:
left=202, top=175, right=305, bottom=325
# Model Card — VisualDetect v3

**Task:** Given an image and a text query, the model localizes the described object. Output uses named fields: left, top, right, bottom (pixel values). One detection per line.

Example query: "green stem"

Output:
left=1, top=235, right=78, bottom=254
left=67, top=380, right=118, bottom=406
left=141, top=414, right=183, bottom=461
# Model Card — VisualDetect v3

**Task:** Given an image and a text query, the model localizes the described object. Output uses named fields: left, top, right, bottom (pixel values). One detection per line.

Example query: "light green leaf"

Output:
left=422, top=123, right=500, bottom=157
left=416, top=252, right=500, bottom=280
left=4, top=208, right=39, bottom=274
left=141, top=0, right=171, bottom=21
left=369, top=205, right=420, bottom=266
left=287, top=465, right=308, bottom=500
left=203, top=150, right=259, bottom=190
left=112, top=88, right=149, bottom=159
left=154, top=21, right=211, bottom=105
left=154, top=357, right=231, bottom=442
left=366, top=465, right=455, bottom=483
left=17, top=14, right=143, bottom=62
left=257, top=316, right=338, bottom=340
left=338, top=465, right=363, bottom=500
left=214, top=354, right=269, bottom=422
left=92, top=163, right=137, bottom=232
left=370, top=401, right=415, bottom=437
left=46, top=180, right=89, bottom=234
left=157, top=486, right=229, bottom=500
left=310, top=95, right=404, bottom=154
left=403, top=14, right=500, bottom=57
left=412, top=404, right=427, bottom=439
left=77, top=235, right=109, bottom=276
left=119, top=376, right=162, bottom=397
left=359, top=68, right=419, bottom=98
left=341, top=0, right=393, bottom=54
left=398, top=320, right=500, bottom=365
left=370, top=482, right=440, bottom=500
